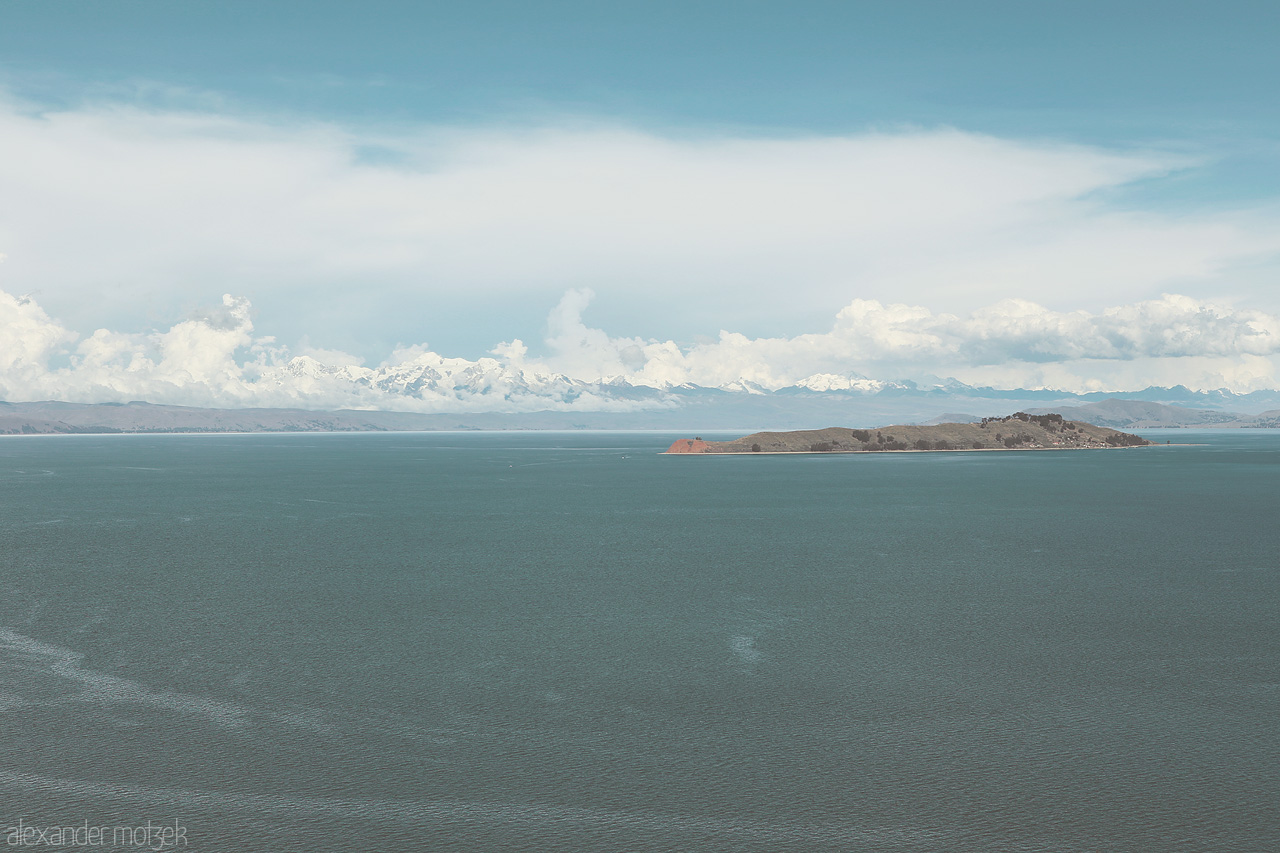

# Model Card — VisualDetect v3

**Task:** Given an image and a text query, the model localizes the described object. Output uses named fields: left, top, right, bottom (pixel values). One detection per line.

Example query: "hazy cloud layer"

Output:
left=4, top=91, right=1280, bottom=407
left=3, top=92, right=1280, bottom=354
left=2, top=288, right=1277, bottom=411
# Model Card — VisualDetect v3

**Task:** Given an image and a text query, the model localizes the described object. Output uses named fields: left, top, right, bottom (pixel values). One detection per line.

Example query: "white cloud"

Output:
left=0, top=289, right=667, bottom=411
left=2, top=91, right=1280, bottom=405
left=0, top=290, right=79, bottom=378
left=525, top=289, right=1280, bottom=394
left=2, top=91, right=1280, bottom=352
left=0, top=288, right=1277, bottom=410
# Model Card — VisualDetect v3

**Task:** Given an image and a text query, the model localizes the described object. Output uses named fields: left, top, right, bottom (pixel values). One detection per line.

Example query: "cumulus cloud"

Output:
left=5, top=294, right=275, bottom=407
left=0, top=291, right=79, bottom=378
left=0, top=290, right=668, bottom=412
left=3, top=90, right=1280, bottom=354
left=528, top=290, right=1280, bottom=392
left=0, top=288, right=1278, bottom=410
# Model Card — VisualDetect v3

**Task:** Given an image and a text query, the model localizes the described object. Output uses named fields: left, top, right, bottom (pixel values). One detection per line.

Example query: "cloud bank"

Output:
left=2, top=91, right=1280, bottom=356
left=535, top=289, right=1280, bottom=394
left=2, top=288, right=1277, bottom=412
left=3, top=91, right=1280, bottom=408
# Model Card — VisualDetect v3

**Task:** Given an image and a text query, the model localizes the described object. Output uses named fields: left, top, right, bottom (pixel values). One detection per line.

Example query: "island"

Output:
left=665, top=412, right=1151, bottom=454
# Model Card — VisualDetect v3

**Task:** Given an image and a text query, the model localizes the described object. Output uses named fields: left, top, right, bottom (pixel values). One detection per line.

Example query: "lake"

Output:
left=0, top=431, right=1276, bottom=851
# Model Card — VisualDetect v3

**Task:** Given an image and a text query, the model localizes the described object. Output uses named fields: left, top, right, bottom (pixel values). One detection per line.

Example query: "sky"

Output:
left=2, top=1, right=1280, bottom=408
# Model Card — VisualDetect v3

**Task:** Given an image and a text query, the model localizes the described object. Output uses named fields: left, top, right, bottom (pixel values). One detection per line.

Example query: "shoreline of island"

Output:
left=664, top=444, right=1173, bottom=455
left=663, top=413, right=1154, bottom=455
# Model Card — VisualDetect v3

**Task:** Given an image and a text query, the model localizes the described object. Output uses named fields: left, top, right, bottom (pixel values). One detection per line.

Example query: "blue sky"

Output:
left=1, top=1, right=1280, bottom=406
left=6, top=0, right=1280, bottom=139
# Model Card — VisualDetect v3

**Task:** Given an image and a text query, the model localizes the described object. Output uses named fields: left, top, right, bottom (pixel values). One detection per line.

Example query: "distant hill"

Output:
left=1, top=391, right=1279, bottom=436
left=666, top=413, right=1150, bottom=454
left=1026, top=399, right=1241, bottom=428
left=1240, top=410, right=1280, bottom=428
left=920, top=412, right=984, bottom=425
left=1026, top=399, right=1280, bottom=429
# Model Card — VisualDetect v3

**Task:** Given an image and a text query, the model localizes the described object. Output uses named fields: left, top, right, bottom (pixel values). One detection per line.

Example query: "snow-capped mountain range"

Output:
left=264, top=354, right=1280, bottom=417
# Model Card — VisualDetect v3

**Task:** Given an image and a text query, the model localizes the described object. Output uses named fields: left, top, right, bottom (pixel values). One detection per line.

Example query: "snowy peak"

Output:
left=789, top=374, right=887, bottom=393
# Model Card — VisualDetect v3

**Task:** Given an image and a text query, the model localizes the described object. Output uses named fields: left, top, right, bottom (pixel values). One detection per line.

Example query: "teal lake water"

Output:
left=0, top=431, right=1277, bottom=851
